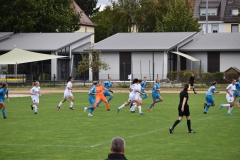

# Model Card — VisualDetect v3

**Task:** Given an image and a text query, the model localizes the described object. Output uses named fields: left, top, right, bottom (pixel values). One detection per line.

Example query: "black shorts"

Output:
left=178, top=104, right=190, bottom=117
left=190, top=83, right=194, bottom=87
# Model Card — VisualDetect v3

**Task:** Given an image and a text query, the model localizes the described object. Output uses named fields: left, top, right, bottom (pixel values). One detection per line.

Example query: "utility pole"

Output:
left=206, top=0, right=208, bottom=34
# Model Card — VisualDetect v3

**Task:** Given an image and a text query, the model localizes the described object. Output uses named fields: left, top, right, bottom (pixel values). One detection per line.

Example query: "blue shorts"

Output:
left=206, top=95, right=214, bottom=104
left=152, top=93, right=160, bottom=99
left=88, top=97, right=95, bottom=105
left=0, top=97, right=5, bottom=102
left=104, top=90, right=111, bottom=96
left=233, top=92, right=239, bottom=97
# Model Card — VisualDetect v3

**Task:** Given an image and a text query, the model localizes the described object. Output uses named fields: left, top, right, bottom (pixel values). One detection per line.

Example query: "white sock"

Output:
left=223, top=104, right=230, bottom=107
left=228, top=107, right=231, bottom=113
left=119, top=103, right=126, bottom=109
left=70, top=102, right=74, bottom=108
left=58, top=102, right=62, bottom=107
left=131, top=104, right=137, bottom=111
left=138, top=106, right=142, bottom=113
left=34, top=106, right=38, bottom=113
left=230, top=106, right=233, bottom=112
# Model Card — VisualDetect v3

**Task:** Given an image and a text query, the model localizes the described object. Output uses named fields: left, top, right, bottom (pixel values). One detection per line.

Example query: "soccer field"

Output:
left=0, top=92, right=239, bottom=160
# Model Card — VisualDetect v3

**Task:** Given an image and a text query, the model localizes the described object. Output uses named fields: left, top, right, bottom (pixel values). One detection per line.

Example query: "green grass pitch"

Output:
left=0, top=92, right=240, bottom=160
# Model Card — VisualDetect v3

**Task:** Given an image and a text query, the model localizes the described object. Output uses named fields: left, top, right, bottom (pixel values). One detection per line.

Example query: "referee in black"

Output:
left=189, top=73, right=197, bottom=94
left=169, top=84, right=195, bottom=134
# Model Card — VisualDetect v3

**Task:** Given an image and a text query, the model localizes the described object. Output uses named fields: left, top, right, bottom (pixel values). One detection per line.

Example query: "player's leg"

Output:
left=0, top=101, right=6, bottom=119
left=169, top=107, right=183, bottom=134
left=108, top=92, right=114, bottom=102
left=69, top=94, right=75, bottom=110
left=57, top=95, right=67, bottom=110
left=101, top=96, right=110, bottom=110
left=142, top=90, right=148, bottom=99
left=84, top=98, right=96, bottom=116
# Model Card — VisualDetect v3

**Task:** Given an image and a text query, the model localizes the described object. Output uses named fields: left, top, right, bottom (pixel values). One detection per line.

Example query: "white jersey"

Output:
left=30, top=86, right=40, bottom=98
left=64, top=81, right=73, bottom=99
left=226, top=84, right=235, bottom=96
left=129, top=84, right=136, bottom=101
left=134, top=83, right=141, bottom=100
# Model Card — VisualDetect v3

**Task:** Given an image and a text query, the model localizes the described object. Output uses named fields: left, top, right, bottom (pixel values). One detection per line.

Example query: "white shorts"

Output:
left=31, top=96, right=39, bottom=103
left=226, top=94, right=234, bottom=103
left=128, top=96, right=135, bottom=102
left=134, top=95, right=142, bottom=101
left=63, top=92, right=73, bottom=99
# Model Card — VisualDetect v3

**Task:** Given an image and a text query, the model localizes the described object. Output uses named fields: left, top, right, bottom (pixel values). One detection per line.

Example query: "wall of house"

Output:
left=75, top=26, right=95, bottom=43
left=185, top=52, right=207, bottom=73
left=98, top=52, right=120, bottom=81
left=220, top=52, right=240, bottom=71
left=224, top=23, right=240, bottom=32
left=200, top=22, right=225, bottom=33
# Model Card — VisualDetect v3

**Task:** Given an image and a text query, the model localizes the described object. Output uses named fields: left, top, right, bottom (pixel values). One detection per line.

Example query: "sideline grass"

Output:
left=0, top=92, right=239, bottom=160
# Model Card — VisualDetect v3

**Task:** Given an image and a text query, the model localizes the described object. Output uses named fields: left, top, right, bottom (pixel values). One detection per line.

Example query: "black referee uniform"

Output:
left=189, top=75, right=197, bottom=94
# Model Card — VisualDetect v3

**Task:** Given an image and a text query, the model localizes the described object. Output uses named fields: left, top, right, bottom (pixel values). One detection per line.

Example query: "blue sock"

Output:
left=149, top=104, right=154, bottom=109
left=108, top=97, right=113, bottom=102
left=2, top=108, right=6, bottom=117
left=204, top=106, right=209, bottom=112
left=90, top=108, right=94, bottom=114
left=156, top=100, right=160, bottom=103
left=98, top=100, right=102, bottom=106
left=142, top=95, right=148, bottom=99
left=238, top=99, right=240, bottom=103
left=207, top=103, right=212, bottom=107
left=87, top=106, right=93, bottom=110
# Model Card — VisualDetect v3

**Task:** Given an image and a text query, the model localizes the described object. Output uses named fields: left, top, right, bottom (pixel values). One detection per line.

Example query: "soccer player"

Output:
left=148, top=78, right=163, bottom=111
left=96, top=81, right=111, bottom=111
left=117, top=79, right=138, bottom=113
left=203, top=81, right=219, bottom=114
left=0, top=83, right=9, bottom=119
left=57, top=76, right=75, bottom=110
left=30, top=81, right=41, bottom=114
left=84, top=81, right=98, bottom=116
left=131, top=79, right=145, bottom=115
left=169, top=84, right=195, bottom=134
left=219, top=79, right=236, bottom=115
left=234, top=77, right=240, bottom=107
left=141, top=77, right=148, bottom=99
left=189, top=73, right=197, bottom=94
left=98, top=77, right=115, bottom=106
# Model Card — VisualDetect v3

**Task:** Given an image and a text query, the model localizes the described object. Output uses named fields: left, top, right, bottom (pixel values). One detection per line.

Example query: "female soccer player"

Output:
left=234, top=77, right=240, bottom=107
left=57, top=76, right=75, bottom=110
left=203, top=81, right=219, bottom=114
left=0, top=83, right=9, bottom=119
left=30, top=81, right=41, bottom=114
left=84, top=81, right=98, bottom=116
left=141, top=77, right=148, bottom=99
left=148, top=78, right=163, bottom=111
left=169, top=84, right=195, bottom=134
left=219, top=79, right=236, bottom=115
left=96, top=81, right=111, bottom=111
left=131, top=79, right=145, bottom=115
left=117, top=78, right=138, bottom=113
left=189, top=73, right=197, bottom=94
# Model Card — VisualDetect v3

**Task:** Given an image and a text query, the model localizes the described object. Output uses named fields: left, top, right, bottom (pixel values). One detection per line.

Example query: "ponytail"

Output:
left=183, top=84, right=189, bottom=91
left=67, top=76, right=73, bottom=83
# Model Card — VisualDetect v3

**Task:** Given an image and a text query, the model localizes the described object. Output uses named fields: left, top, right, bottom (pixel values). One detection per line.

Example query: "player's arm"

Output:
left=181, top=97, right=187, bottom=112
left=225, top=87, right=232, bottom=97
left=6, top=91, right=9, bottom=103
left=30, top=89, right=36, bottom=95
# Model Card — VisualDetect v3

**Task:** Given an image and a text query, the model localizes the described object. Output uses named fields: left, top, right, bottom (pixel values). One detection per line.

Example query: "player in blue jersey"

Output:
left=148, top=78, right=163, bottom=111
left=141, top=77, right=148, bottom=99
left=84, top=81, right=98, bottom=116
left=203, top=81, right=219, bottom=114
left=0, top=83, right=9, bottom=119
left=234, top=77, right=240, bottom=107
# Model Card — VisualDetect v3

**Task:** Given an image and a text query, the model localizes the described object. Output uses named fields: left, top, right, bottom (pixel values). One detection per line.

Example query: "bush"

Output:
left=167, top=71, right=177, bottom=81
left=215, top=72, right=225, bottom=84
left=119, top=83, right=129, bottom=88
left=225, top=73, right=239, bottom=83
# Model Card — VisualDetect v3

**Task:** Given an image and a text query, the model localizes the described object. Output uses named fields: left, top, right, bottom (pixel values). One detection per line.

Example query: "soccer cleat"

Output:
left=84, top=107, right=87, bottom=112
left=139, top=112, right=145, bottom=115
left=57, top=106, right=60, bottom=110
left=194, top=92, right=197, bottom=94
left=148, top=108, right=152, bottom=111
left=88, top=113, right=93, bottom=116
left=131, top=111, right=135, bottom=113
left=227, top=112, right=232, bottom=116
left=107, top=109, right=111, bottom=111
left=31, top=105, right=33, bottom=110
left=3, top=116, right=7, bottom=119
left=169, top=128, right=173, bottom=134
left=188, top=130, right=196, bottom=133
left=117, top=107, right=120, bottom=113
left=203, top=103, right=207, bottom=109
left=219, top=104, right=223, bottom=110
left=69, top=107, right=75, bottom=110
left=203, top=112, right=207, bottom=114
left=34, top=112, right=37, bottom=114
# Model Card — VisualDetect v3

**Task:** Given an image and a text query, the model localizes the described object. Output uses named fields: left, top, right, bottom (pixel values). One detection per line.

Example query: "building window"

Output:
left=231, top=24, right=239, bottom=32
left=228, top=0, right=233, bottom=3
left=200, top=8, right=218, bottom=16
left=211, top=24, right=218, bottom=33
left=232, top=9, right=239, bottom=16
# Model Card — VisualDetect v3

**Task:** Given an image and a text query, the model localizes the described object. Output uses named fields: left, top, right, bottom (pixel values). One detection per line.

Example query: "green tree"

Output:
left=77, top=47, right=110, bottom=81
left=75, top=0, right=100, bottom=17
left=156, top=0, right=200, bottom=32
left=0, top=0, right=81, bottom=32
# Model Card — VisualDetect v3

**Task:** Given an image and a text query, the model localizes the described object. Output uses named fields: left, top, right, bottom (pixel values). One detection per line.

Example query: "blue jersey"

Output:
left=88, top=85, right=96, bottom=99
left=235, top=82, right=240, bottom=91
left=141, top=81, right=147, bottom=90
left=206, top=86, right=216, bottom=96
left=152, top=83, right=160, bottom=94
left=104, top=81, right=112, bottom=89
left=0, top=88, right=8, bottom=101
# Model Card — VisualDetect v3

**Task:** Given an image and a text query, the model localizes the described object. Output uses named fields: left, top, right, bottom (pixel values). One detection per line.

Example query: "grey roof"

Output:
left=223, top=0, right=240, bottom=22
left=0, top=32, right=14, bottom=41
left=0, top=33, right=93, bottom=52
left=180, top=33, right=240, bottom=51
left=93, top=32, right=197, bottom=52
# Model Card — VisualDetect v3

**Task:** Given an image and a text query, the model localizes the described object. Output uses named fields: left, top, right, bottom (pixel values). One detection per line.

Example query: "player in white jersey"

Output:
left=219, top=79, right=236, bottom=115
left=117, top=79, right=138, bottom=113
left=57, top=76, right=75, bottom=110
left=30, top=81, right=41, bottom=114
left=131, top=79, right=145, bottom=115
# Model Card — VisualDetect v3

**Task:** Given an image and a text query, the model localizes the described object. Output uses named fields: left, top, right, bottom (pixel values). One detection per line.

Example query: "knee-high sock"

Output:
left=98, top=100, right=102, bottom=106
left=87, top=106, right=94, bottom=114
left=187, top=120, right=191, bottom=131
left=70, top=102, right=74, bottom=108
left=223, top=104, right=230, bottom=107
left=105, top=102, right=110, bottom=109
left=131, top=103, right=137, bottom=111
left=138, top=106, right=142, bottom=113
left=142, top=95, right=148, bottom=99
left=2, top=108, right=6, bottom=117
left=207, top=103, right=212, bottom=107
left=34, top=105, right=38, bottom=113
left=119, top=103, right=126, bottom=109
left=230, top=106, right=234, bottom=113
left=108, top=96, right=113, bottom=102
left=58, top=102, right=62, bottom=107
left=171, top=120, right=180, bottom=129
left=238, top=99, right=240, bottom=103
left=204, top=106, right=209, bottom=112
left=149, top=103, right=154, bottom=109
left=155, top=100, right=160, bottom=103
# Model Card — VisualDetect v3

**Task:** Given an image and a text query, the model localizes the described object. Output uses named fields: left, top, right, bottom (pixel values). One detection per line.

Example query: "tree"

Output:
left=75, top=0, right=100, bottom=17
left=76, top=47, right=110, bottom=81
left=0, top=0, right=81, bottom=32
left=156, top=0, right=200, bottom=32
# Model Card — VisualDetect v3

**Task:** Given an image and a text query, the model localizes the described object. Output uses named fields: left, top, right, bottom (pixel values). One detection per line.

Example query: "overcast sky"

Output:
left=97, top=0, right=114, bottom=11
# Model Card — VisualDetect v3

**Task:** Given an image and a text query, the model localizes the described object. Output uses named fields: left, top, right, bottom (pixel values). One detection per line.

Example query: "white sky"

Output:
left=97, top=0, right=114, bottom=11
